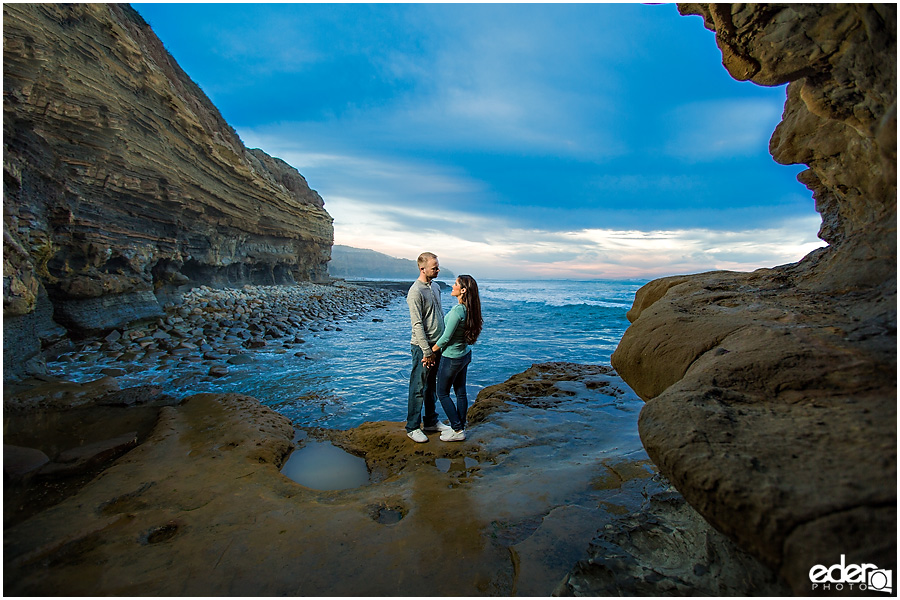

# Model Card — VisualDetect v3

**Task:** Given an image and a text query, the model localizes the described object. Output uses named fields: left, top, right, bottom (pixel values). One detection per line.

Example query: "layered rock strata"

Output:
left=612, top=4, right=896, bottom=593
left=3, top=4, right=333, bottom=377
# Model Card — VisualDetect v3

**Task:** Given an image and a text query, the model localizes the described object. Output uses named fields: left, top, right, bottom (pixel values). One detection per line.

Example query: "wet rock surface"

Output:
left=4, top=446, right=50, bottom=479
left=3, top=363, right=783, bottom=596
left=556, top=487, right=790, bottom=596
left=3, top=385, right=179, bottom=528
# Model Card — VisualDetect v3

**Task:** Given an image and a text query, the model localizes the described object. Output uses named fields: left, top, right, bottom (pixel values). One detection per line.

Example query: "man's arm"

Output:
left=407, top=289, right=433, bottom=357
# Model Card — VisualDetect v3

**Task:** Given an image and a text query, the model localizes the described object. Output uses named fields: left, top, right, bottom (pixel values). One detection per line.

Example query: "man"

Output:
left=406, top=252, right=452, bottom=442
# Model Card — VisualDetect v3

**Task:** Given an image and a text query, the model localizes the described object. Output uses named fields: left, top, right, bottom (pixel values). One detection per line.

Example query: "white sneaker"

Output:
left=406, top=428, right=428, bottom=443
left=422, top=421, right=452, bottom=433
left=440, top=429, right=466, bottom=442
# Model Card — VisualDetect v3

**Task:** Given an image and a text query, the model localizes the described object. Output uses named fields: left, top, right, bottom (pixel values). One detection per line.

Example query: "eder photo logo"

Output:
left=809, top=554, right=893, bottom=593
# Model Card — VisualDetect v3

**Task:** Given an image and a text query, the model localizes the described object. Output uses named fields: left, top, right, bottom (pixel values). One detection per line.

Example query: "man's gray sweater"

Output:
left=407, top=279, right=444, bottom=357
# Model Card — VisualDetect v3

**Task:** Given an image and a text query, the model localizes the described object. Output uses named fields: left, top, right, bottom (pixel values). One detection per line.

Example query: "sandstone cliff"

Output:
left=611, top=4, right=896, bottom=593
left=3, top=4, right=333, bottom=378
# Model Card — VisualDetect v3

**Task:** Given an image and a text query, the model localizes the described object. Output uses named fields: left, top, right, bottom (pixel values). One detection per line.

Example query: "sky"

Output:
left=133, top=2, right=825, bottom=280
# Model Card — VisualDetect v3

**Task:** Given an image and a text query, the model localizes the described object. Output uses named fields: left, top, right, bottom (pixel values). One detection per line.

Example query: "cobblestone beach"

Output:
left=45, top=282, right=403, bottom=384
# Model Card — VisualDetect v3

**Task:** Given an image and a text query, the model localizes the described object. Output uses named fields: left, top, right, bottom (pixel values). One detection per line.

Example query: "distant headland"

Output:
left=327, top=245, right=455, bottom=280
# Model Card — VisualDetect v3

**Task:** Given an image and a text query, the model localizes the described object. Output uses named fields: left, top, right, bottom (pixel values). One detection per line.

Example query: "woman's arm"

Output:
left=433, top=305, right=464, bottom=352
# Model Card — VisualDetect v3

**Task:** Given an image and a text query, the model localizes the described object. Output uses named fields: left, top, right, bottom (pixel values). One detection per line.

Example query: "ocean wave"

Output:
left=478, top=279, right=642, bottom=310
left=480, top=291, right=632, bottom=309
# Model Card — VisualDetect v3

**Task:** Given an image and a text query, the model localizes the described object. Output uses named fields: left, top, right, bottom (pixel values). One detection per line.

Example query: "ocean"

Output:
left=267, top=278, right=647, bottom=428
left=48, top=279, right=647, bottom=430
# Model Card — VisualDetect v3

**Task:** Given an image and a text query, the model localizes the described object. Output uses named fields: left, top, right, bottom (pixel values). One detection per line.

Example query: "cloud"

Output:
left=220, top=4, right=633, bottom=159
left=240, top=127, right=486, bottom=204
left=161, top=2, right=821, bottom=281
left=326, top=191, right=826, bottom=280
left=241, top=103, right=818, bottom=282
left=663, top=98, right=786, bottom=161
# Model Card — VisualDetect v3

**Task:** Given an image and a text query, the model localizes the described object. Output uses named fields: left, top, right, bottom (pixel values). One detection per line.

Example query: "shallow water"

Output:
left=281, top=439, right=370, bottom=490
left=435, top=456, right=479, bottom=473
left=47, top=279, right=647, bottom=430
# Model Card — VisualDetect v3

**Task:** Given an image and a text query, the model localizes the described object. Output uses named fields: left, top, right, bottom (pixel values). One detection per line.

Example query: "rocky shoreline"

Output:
left=4, top=4, right=335, bottom=373
left=14, top=281, right=403, bottom=396
left=4, top=280, right=402, bottom=527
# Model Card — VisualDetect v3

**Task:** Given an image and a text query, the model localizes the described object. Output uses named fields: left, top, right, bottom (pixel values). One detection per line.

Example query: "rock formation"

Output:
left=3, top=4, right=333, bottom=378
left=611, top=4, right=896, bottom=593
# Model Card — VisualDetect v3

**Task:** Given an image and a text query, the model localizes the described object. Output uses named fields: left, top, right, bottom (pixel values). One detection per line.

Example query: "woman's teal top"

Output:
left=435, top=303, right=470, bottom=358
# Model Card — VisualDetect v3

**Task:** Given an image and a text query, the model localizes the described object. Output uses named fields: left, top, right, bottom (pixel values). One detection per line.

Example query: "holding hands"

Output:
left=422, top=347, right=440, bottom=368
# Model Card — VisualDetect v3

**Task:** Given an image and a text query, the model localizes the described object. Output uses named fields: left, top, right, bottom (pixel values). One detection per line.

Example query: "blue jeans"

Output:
left=407, top=345, right=440, bottom=432
left=436, top=351, right=471, bottom=432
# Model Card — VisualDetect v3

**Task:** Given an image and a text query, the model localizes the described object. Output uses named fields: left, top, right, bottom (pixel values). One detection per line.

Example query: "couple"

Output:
left=406, top=252, right=483, bottom=443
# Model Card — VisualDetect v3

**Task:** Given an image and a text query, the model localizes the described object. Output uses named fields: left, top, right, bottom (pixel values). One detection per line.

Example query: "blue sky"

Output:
left=133, top=3, right=824, bottom=280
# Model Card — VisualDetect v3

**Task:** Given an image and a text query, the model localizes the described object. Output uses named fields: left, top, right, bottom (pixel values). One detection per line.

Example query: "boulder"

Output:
left=556, top=486, right=790, bottom=596
left=4, top=445, right=51, bottom=478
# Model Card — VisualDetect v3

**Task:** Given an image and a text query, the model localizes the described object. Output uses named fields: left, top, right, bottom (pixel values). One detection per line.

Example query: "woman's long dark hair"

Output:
left=458, top=274, right=483, bottom=345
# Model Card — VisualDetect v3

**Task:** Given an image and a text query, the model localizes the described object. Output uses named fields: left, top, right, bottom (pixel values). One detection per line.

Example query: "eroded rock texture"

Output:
left=612, top=4, right=896, bottom=593
left=5, top=364, right=784, bottom=596
left=3, top=4, right=333, bottom=376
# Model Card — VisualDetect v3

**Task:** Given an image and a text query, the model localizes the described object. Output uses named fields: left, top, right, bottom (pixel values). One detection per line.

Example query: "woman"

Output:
left=431, top=274, right=483, bottom=442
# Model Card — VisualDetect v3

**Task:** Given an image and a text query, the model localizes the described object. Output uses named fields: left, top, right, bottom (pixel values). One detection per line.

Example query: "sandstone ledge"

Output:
left=3, top=363, right=783, bottom=596
left=612, top=265, right=896, bottom=592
